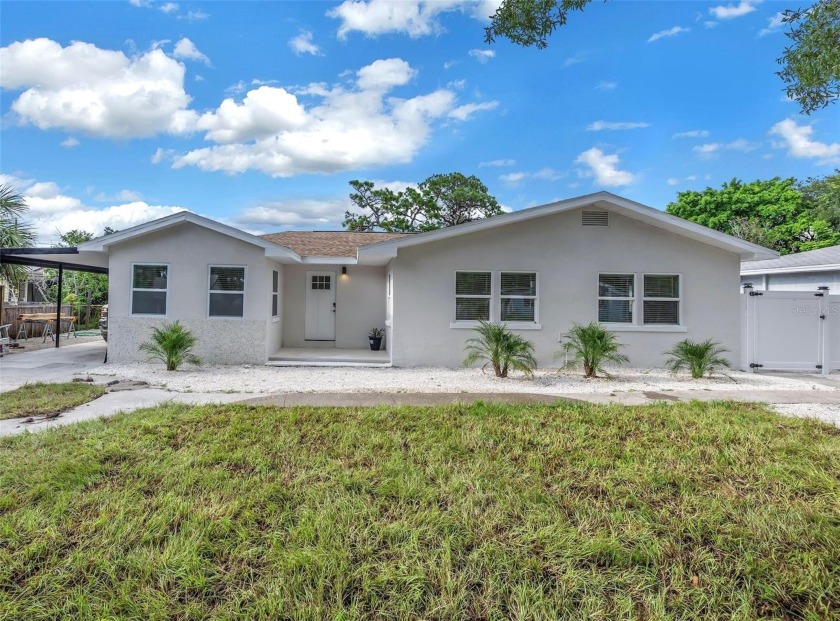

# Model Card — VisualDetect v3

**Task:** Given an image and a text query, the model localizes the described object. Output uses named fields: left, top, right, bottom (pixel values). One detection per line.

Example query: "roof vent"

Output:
left=582, top=210, right=609, bottom=226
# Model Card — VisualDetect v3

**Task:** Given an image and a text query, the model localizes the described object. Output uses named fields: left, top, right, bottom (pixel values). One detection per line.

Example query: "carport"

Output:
left=0, top=247, right=109, bottom=348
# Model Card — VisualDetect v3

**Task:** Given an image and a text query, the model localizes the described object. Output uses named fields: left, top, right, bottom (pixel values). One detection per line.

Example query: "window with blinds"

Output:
left=598, top=274, right=634, bottom=323
left=271, top=270, right=279, bottom=318
left=643, top=275, right=680, bottom=324
left=131, top=264, right=168, bottom=315
left=209, top=266, right=246, bottom=318
left=455, top=271, right=491, bottom=321
left=500, top=272, right=537, bottom=322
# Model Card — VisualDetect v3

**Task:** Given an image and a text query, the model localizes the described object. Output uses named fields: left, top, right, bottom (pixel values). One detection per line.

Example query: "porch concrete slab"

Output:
left=268, top=347, right=390, bottom=367
left=0, top=341, right=107, bottom=392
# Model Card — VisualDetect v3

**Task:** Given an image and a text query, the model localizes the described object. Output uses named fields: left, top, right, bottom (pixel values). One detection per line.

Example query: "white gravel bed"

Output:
left=772, top=403, right=840, bottom=427
left=83, top=363, right=840, bottom=396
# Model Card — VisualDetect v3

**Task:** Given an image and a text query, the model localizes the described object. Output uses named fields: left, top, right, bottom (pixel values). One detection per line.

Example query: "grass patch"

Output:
left=0, top=401, right=838, bottom=619
left=0, top=382, right=105, bottom=420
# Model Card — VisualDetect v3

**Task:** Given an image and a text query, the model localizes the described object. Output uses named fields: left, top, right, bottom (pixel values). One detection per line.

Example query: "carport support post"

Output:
left=55, top=264, right=63, bottom=349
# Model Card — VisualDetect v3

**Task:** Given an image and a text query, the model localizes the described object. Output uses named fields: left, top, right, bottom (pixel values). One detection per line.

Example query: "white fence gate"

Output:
left=741, top=287, right=840, bottom=375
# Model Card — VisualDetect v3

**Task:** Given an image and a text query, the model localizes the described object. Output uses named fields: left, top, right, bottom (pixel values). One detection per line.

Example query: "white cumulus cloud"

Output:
left=709, top=0, right=760, bottom=20
left=289, top=30, right=322, bottom=56
left=173, top=37, right=210, bottom=65
left=328, top=0, right=502, bottom=38
left=647, top=26, right=689, bottom=42
left=770, top=118, right=840, bottom=164
left=468, top=49, right=495, bottom=63
left=587, top=120, right=650, bottom=131
left=60, top=137, right=80, bottom=148
left=0, top=37, right=196, bottom=138
left=759, top=12, right=785, bottom=36
left=672, top=129, right=709, bottom=139
left=479, top=159, right=515, bottom=167
left=575, top=148, right=635, bottom=186
left=171, top=58, right=483, bottom=177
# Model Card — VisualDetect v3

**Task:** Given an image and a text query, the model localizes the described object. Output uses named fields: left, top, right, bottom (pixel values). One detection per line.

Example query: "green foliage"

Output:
left=562, top=322, right=629, bottom=378
left=139, top=321, right=201, bottom=371
left=777, top=0, right=840, bottom=114
left=0, top=183, right=36, bottom=287
left=799, top=170, right=840, bottom=229
left=0, top=382, right=105, bottom=420
left=665, top=339, right=732, bottom=379
left=343, top=172, right=503, bottom=232
left=1, top=401, right=838, bottom=618
left=666, top=177, right=840, bottom=254
left=42, top=230, right=109, bottom=324
left=368, top=327, right=384, bottom=338
left=484, top=0, right=593, bottom=48
left=463, top=321, right=537, bottom=378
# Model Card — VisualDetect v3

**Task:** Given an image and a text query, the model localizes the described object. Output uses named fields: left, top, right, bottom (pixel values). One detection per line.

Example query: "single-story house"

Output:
left=57, top=191, right=774, bottom=368
left=741, top=244, right=840, bottom=292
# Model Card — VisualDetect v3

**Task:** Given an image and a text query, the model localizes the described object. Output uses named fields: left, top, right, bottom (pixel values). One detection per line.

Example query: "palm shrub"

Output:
left=463, top=321, right=537, bottom=378
left=665, top=339, right=730, bottom=379
left=139, top=321, right=201, bottom=371
left=562, top=322, right=629, bottom=378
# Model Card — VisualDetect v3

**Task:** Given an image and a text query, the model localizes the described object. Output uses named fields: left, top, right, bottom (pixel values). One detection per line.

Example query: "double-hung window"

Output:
left=455, top=271, right=491, bottom=321
left=500, top=272, right=537, bottom=322
left=271, top=270, right=279, bottom=320
left=131, top=264, right=168, bottom=316
left=209, top=266, right=245, bottom=318
left=643, top=275, right=680, bottom=325
left=598, top=274, right=634, bottom=323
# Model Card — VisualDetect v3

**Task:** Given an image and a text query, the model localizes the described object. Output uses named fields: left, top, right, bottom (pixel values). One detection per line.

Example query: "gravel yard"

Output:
left=85, top=363, right=839, bottom=396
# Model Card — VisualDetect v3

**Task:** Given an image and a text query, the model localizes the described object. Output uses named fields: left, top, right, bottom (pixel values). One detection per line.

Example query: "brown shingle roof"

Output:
left=259, top=231, right=410, bottom=257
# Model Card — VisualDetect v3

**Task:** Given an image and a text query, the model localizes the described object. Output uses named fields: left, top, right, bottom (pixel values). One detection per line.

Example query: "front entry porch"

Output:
left=268, top=347, right=391, bottom=367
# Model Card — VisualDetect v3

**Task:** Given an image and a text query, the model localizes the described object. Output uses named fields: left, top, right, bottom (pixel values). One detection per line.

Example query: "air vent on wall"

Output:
left=582, top=210, right=609, bottom=226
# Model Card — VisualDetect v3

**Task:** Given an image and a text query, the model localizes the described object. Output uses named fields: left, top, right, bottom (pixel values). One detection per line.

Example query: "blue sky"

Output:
left=1, top=0, right=837, bottom=243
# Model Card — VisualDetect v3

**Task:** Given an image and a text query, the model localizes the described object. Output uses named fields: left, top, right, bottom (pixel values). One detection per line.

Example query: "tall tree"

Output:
left=0, top=184, right=36, bottom=287
left=343, top=172, right=503, bottom=232
left=666, top=177, right=840, bottom=254
left=798, top=170, right=840, bottom=229
left=43, top=229, right=109, bottom=325
left=484, top=0, right=840, bottom=114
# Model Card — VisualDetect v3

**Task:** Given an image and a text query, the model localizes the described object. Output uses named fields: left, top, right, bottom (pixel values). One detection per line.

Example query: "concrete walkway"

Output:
left=0, top=341, right=107, bottom=392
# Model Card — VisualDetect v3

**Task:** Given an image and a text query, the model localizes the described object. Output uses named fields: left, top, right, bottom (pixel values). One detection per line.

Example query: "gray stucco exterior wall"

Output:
left=389, top=208, right=742, bottom=369
left=107, top=223, right=276, bottom=365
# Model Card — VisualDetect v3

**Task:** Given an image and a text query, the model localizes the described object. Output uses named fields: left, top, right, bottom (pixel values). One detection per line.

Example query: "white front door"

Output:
left=305, top=271, right=336, bottom=341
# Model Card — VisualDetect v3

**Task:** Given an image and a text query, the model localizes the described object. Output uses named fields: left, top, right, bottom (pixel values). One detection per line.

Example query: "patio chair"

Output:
left=0, top=324, right=11, bottom=357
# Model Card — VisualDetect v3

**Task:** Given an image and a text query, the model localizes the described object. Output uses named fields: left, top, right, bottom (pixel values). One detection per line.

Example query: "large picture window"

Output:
left=131, top=264, right=168, bottom=315
left=500, top=272, right=537, bottom=322
left=598, top=274, right=634, bottom=323
left=455, top=271, right=491, bottom=321
left=209, top=266, right=245, bottom=318
left=643, top=275, right=680, bottom=324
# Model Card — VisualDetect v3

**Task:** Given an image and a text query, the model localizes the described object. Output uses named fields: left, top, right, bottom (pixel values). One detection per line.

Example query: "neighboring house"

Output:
left=1, top=267, right=47, bottom=304
left=50, top=191, right=774, bottom=368
left=741, top=245, right=840, bottom=292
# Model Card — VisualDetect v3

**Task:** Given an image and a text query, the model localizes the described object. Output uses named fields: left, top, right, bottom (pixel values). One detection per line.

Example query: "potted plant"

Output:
left=368, top=327, right=384, bottom=351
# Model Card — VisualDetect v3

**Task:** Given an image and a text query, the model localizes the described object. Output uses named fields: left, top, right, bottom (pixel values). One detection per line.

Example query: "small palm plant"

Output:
left=463, top=321, right=537, bottom=378
left=562, top=322, right=629, bottom=378
left=665, top=339, right=730, bottom=379
left=139, top=321, right=201, bottom=371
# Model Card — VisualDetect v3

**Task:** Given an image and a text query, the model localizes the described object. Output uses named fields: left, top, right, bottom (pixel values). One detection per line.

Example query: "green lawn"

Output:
left=0, top=382, right=105, bottom=420
left=0, top=401, right=838, bottom=620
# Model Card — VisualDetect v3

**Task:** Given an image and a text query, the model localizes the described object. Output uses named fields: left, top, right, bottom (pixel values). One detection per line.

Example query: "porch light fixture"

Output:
left=342, top=266, right=347, bottom=275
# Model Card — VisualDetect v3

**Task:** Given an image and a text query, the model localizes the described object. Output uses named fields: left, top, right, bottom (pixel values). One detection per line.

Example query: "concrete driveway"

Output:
left=0, top=340, right=107, bottom=392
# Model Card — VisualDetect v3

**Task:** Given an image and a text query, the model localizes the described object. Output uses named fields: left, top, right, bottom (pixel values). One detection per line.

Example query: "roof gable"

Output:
left=78, top=211, right=300, bottom=260
left=260, top=231, right=409, bottom=258
left=358, top=191, right=778, bottom=261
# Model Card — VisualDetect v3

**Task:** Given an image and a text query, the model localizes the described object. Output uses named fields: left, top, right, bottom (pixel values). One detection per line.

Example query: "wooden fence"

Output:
left=2, top=304, right=73, bottom=339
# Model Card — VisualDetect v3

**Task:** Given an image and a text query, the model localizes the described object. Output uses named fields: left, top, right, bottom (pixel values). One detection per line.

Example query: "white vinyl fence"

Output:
left=741, top=286, right=839, bottom=375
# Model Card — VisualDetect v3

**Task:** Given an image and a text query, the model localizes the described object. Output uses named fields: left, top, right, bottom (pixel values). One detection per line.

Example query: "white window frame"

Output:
left=207, top=264, right=247, bottom=320
left=598, top=272, right=636, bottom=325
left=500, top=271, right=539, bottom=326
left=642, top=273, right=682, bottom=326
left=597, top=272, right=687, bottom=332
left=451, top=270, right=541, bottom=330
left=130, top=262, right=169, bottom=317
left=453, top=270, right=492, bottom=324
left=271, top=269, right=280, bottom=322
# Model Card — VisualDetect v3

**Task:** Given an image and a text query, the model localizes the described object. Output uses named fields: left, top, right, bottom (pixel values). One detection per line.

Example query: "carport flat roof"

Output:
left=0, top=247, right=109, bottom=274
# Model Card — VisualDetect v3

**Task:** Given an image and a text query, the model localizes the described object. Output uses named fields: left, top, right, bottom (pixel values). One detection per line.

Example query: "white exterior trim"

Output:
left=741, top=263, right=840, bottom=276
